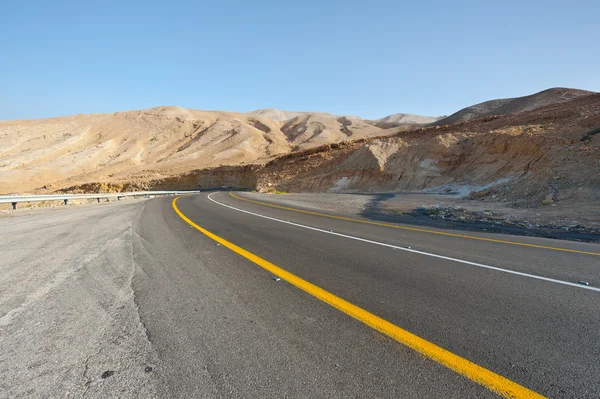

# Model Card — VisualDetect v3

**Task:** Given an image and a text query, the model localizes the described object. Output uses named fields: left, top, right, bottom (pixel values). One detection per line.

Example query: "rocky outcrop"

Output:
left=433, top=87, right=593, bottom=126
left=143, top=92, right=600, bottom=210
left=0, top=107, right=387, bottom=194
left=7, top=89, right=598, bottom=214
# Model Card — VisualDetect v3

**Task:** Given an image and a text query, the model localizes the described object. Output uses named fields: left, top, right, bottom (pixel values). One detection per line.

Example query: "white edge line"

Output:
left=205, top=192, right=600, bottom=293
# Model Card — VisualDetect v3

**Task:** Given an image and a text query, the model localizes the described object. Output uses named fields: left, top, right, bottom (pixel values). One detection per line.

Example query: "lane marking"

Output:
left=173, top=196, right=546, bottom=399
left=208, top=193, right=600, bottom=292
left=229, top=192, right=600, bottom=257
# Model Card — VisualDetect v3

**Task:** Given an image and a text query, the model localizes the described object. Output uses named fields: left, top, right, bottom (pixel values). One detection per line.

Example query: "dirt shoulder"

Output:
left=241, top=192, right=600, bottom=243
left=0, top=200, right=162, bottom=398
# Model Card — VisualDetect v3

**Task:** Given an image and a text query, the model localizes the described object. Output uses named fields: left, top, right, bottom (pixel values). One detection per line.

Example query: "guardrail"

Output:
left=0, top=190, right=200, bottom=210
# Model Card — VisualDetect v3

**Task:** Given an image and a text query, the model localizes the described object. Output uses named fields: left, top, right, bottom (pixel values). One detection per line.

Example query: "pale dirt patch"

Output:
left=0, top=200, right=162, bottom=398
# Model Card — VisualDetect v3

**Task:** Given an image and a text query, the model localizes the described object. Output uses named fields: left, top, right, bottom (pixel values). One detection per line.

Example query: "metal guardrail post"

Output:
left=64, top=199, right=69, bottom=206
left=12, top=202, right=17, bottom=210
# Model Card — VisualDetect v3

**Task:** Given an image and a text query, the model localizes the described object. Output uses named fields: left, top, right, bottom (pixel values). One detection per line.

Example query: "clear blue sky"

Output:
left=2, top=0, right=599, bottom=120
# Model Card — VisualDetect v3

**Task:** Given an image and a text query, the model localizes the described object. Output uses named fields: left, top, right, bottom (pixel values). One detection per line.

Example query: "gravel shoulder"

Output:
left=242, top=192, right=600, bottom=242
left=0, top=200, right=161, bottom=398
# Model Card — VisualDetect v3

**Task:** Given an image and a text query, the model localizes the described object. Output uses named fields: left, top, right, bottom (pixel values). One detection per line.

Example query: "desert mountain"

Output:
left=434, top=87, right=593, bottom=126
left=0, top=106, right=390, bottom=193
left=247, top=108, right=306, bottom=121
left=247, top=109, right=360, bottom=121
left=369, top=113, right=443, bottom=129
left=248, top=109, right=442, bottom=130
left=158, top=91, right=600, bottom=210
left=1, top=88, right=597, bottom=200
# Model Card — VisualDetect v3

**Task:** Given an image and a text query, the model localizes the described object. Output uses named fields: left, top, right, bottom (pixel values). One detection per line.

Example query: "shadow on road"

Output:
left=357, top=193, right=599, bottom=243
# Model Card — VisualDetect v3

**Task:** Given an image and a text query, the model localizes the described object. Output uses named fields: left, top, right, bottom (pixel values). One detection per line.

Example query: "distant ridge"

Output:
left=370, top=113, right=443, bottom=128
left=433, top=87, right=594, bottom=126
left=0, top=87, right=596, bottom=195
left=246, top=108, right=362, bottom=121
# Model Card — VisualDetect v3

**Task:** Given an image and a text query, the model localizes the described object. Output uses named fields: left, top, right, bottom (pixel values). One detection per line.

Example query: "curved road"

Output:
left=1, top=192, right=598, bottom=398
left=134, top=192, right=598, bottom=398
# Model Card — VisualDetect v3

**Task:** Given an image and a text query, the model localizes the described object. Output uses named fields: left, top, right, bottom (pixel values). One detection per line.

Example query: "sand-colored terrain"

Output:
left=369, top=113, right=443, bottom=128
left=1, top=88, right=598, bottom=233
left=253, top=92, right=600, bottom=207
left=434, top=88, right=592, bottom=126
left=0, top=107, right=391, bottom=194
left=116, top=89, right=597, bottom=232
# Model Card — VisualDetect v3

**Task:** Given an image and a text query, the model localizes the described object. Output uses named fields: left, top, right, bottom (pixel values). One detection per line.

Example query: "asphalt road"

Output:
left=1, top=192, right=599, bottom=398
left=139, top=192, right=599, bottom=398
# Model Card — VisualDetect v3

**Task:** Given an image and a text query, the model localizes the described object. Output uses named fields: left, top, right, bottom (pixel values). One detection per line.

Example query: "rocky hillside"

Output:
left=369, top=113, right=443, bottom=128
left=267, top=93, right=600, bottom=208
left=144, top=92, right=600, bottom=210
left=1, top=88, right=597, bottom=207
left=0, top=107, right=391, bottom=193
left=434, top=88, right=593, bottom=126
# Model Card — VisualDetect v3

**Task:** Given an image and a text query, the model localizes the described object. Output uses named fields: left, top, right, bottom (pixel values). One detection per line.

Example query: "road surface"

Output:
left=1, top=192, right=598, bottom=398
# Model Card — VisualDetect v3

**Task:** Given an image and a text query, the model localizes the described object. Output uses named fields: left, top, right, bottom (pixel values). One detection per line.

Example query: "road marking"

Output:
left=173, top=196, right=546, bottom=399
left=229, top=192, right=600, bottom=257
left=208, top=193, right=600, bottom=292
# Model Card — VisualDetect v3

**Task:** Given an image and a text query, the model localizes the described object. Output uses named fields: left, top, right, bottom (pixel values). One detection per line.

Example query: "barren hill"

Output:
left=247, top=109, right=361, bottom=121
left=434, top=88, right=593, bottom=126
left=369, top=113, right=443, bottom=128
left=1, top=88, right=598, bottom=207
left=0, top=106, right=389, bottom=193
left=156, top=92, right=599, bottom=214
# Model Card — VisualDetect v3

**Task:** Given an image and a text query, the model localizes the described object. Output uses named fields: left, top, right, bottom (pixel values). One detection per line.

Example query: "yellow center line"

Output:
left=229, top=192, right=600, bottom=257
left=173, top=196, right=546, bottom=399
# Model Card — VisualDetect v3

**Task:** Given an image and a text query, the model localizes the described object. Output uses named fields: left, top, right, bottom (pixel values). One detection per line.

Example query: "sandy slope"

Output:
left=0, top=107, right=389, bottom=193
left=434, top=88, right=593, bottom=126
left=253, top=93, right=600, bottom=201
left=1, top=88, right=597, bottom=200
left=162, top=92, right=599, bottom=232
left=370, top=113, right=442, bottom=128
